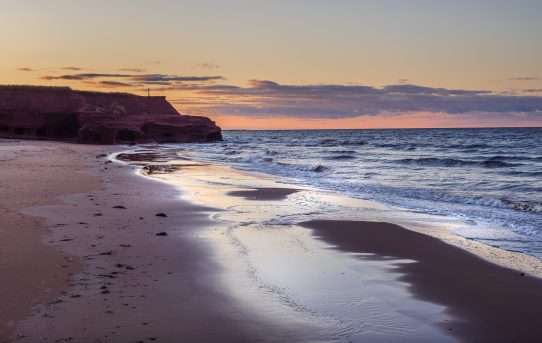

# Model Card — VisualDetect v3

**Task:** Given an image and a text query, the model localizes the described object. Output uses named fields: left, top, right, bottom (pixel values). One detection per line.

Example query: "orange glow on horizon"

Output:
left=209, top=112, right=541, bottom=130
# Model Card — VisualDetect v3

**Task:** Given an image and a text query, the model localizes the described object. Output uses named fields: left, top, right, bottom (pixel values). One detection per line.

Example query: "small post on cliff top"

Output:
left=147, top=88, right=150, bottom=97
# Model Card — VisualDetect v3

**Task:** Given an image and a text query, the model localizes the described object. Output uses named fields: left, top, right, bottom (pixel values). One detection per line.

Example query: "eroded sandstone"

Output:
left=0, top=86, right=222, bottom=144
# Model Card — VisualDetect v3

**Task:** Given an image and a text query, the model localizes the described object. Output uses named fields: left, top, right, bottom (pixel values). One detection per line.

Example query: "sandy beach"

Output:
left=0, top=140, right=318, bottom=342
left=0, top=141, right=100, bottom=340
left=2, top=139, right=542, bottom=342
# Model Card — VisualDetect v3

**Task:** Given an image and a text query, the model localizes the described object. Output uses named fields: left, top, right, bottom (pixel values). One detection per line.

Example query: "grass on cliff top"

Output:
left=0, top=85, right=136, bottom=97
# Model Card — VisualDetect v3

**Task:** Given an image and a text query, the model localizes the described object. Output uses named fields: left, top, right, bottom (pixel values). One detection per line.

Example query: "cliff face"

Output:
left=0, top=86, right=222, bottom=144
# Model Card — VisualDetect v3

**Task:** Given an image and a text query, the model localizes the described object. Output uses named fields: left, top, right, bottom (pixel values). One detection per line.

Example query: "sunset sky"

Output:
left=2, top=0, right=542, bottom=129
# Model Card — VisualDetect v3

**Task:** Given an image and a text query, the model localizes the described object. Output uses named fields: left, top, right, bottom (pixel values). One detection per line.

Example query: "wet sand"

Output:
left=1, top=140, right=315, bottom=342
left=301, top=220, right=542, bottom=342
left=227, top=187, right=299, bottom=201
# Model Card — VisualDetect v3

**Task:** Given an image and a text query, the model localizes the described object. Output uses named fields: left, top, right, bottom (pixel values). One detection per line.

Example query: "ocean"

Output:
left=157, top=128, right=542, bottom=260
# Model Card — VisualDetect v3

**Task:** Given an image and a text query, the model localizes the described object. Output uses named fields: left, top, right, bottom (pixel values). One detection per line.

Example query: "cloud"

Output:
left=129, top=74, right=224, bottom=84
left=168, top=80, right=542, bottom=119
left=61, top=67, right=83, bottom=71
left=98, top=81, right=134, bottom=88
left=524, top=89, right=542, bottom=93
left=17, top=67, right=35, bottom=72
left=196, top=63, right=220, bottom=69
left=40, top=72, right=223, bottom=85
left=145, top=60, right=161, bottom=65
left=40, top=73, right=130, bottom=80
left=509, top=77, right=540, bottom=81
left=381, top=84, right=490, bottom=96
left=118, top=68, right=147, bottom=73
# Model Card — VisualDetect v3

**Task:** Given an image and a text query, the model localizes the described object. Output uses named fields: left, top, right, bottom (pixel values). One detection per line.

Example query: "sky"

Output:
left=1, top=0, right=542, bottom=129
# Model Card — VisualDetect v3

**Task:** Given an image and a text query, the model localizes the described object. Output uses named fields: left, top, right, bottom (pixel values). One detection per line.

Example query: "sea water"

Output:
left=160, top=128, right=542, bottom=260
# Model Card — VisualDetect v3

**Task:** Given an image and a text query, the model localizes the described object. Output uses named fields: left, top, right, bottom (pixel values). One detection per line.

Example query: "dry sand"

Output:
left=0, top=140, right=101, bottom=340
left=301, top=220, right=542, bottom=343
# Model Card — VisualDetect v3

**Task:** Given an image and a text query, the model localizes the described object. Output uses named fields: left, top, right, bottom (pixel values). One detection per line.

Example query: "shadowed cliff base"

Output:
left=0, top=85, right=222, bottom=144
left=300, top=220, right=542, bottom=342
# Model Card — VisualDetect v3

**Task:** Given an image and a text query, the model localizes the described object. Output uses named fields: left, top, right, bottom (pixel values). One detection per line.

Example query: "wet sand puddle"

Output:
left=118, top=153, right=465, bottom=342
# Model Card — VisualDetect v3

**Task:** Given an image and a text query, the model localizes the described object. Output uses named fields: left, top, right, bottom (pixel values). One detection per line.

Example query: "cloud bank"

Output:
left=169, top=80, right=542, bottom=119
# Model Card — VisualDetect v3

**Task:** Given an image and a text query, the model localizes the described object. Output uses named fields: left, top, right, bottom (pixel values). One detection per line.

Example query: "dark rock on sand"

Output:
left=0, top=85, right=222, bottom=144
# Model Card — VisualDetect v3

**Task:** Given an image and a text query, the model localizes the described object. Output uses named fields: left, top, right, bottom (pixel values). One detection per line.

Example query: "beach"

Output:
left=2, top=139, right=542, bottom=342
left=1, top=140, right=317, bottom=342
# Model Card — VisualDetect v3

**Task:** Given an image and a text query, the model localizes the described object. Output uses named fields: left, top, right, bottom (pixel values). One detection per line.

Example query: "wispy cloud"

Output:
left=145, top=60, right=161, bottom=65
left=41, top=73, right=130, bottom=80
left=97, top=80, right=135, bottom=88
left=40, top=72, right=223, bottom=85
left=130, top=74, right=223, bottom=83
left=61, top=66, right=83, bottom=71
left=118, top=68, right=147, bottom=73
left=17, top=67, right=35, bottom=72
left=196, top=63, right=220, bottom=69
left=509, top=77, right=540, bottom=81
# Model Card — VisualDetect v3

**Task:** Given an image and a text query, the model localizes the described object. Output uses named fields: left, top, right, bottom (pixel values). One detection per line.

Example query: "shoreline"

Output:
left=123, top=150, right=542, bottom=341
left=3, top=139, right=542, bottom=342
left=125, top=149, right=542, bottom=279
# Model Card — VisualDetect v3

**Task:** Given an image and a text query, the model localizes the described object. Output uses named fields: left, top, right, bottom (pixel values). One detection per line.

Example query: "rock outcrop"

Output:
left=0, top=85, right=222, bottom=144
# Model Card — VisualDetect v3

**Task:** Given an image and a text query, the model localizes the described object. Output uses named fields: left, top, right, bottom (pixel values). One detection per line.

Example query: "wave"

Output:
left=166, top=128, right=542, bottom=251
left=225, top=150, right=242, bottom=155
left=502, top=199, right=542, bottom=213
left=397, top=157, right=478, bottom=167
left=375, top=143, right=418, bottom=151
left=329, top=150, right=357, bottom=154
left=327, top=155, right=356, bottom=161
left=447, top=143, right=492, bottom=150
left=313, top=165, right=329, bottom=172
left=483, top=155, right=542, bottom=162
left=341, top=140, right=368, bottom=146
left=306, top=139, right=368, bottom=147
left=352, top=184, right=542, bottom=215
left=505, top=170, right=542, bottom=177
left=397, top=157, right=521, bottom=168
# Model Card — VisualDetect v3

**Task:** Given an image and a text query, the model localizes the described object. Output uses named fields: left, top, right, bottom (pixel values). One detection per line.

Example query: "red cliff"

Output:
left=0, top=85, right=222, bottom=144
